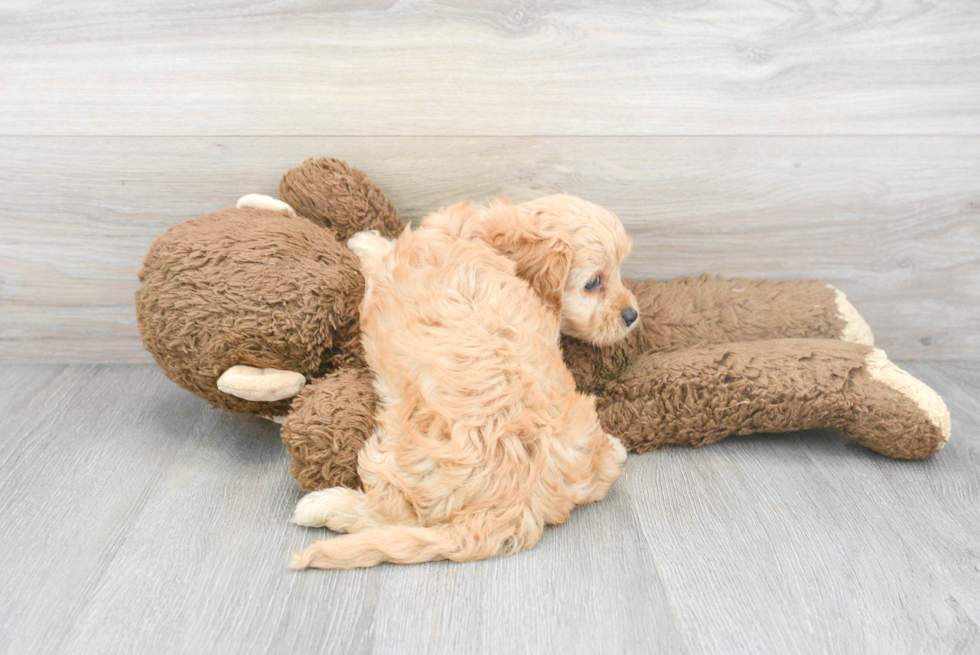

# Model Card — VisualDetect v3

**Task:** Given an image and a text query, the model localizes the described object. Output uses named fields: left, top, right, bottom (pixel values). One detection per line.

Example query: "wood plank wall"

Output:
left=1, top=1, right=978, bottom=363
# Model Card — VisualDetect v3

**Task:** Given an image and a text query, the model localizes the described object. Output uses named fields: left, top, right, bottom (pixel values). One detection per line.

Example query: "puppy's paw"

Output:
left=291, top=487, right=366, bottom=533
left=606, top=433, right=628, bottom=465
left=292, top=489, right=339, bottom=527
left=348, top=230, right=395, bottom=263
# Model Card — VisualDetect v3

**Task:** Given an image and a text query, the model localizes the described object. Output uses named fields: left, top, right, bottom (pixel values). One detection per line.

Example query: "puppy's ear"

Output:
left=479, top=200, right=573, bottom=315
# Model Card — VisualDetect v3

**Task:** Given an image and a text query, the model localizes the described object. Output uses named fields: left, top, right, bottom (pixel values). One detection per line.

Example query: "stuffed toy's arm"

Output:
left=281, top=368, right=378, bottom=491
left=279, top=158, right=404, bottom=241
left=596, top=338, right=950, bottom=460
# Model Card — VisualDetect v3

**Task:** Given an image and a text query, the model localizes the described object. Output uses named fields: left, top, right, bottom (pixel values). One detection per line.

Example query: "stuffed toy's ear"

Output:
left=279, top=158, right=404, bottom=241
left=478, top=200, right=574, bottom=316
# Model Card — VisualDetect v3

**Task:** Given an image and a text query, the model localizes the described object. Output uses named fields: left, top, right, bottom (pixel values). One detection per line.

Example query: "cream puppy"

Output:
left=290, top=196, right=636, bottom=569
left=423, top=196, right=640, bottom=345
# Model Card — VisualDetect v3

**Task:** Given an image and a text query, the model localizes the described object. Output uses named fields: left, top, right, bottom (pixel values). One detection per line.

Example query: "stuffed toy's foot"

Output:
left=597, top=339, right=950, bottom=460
left=216, top=366, right=306, bottom=402
left=846, top=349, right=951, bottom=458
left=829, top=285, right=874, bottom=346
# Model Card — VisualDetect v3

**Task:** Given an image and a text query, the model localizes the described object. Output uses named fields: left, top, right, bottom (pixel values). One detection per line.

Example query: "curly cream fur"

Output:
left=291, top=197, right=632, bottom=569
left=419, top=195, right=639, bottom=346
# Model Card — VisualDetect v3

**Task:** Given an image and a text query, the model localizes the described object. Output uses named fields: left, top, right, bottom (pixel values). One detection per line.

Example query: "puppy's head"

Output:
left=480, top=195, right=639, bottom=346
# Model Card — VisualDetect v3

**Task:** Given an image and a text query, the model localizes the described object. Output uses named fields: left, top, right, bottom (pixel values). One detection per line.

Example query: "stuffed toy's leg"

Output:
left=596, top=339, right=950, bottom=460
left=565, top=276, right=874, bottom=392
left=629, top=276, right=872, bottom=349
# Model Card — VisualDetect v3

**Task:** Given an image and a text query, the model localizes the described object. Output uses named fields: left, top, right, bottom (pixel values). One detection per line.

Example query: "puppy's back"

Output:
left=361, top=228, right=575, bottom=427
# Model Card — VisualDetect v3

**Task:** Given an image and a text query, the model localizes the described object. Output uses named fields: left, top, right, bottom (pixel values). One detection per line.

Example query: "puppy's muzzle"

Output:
left=621, top=307, right=638, bottom=327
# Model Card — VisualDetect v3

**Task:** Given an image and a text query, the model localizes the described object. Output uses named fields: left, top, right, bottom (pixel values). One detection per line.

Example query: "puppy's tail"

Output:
left=289, top=522, right=520, bottom=570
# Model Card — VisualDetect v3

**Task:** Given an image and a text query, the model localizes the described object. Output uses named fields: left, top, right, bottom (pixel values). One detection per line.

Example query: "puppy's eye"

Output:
left=584, top=275, right=602, bottom=291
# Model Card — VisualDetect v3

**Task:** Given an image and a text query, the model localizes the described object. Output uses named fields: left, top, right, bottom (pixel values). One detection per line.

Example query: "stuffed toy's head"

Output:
left=135, top=159, right=402, bottom=417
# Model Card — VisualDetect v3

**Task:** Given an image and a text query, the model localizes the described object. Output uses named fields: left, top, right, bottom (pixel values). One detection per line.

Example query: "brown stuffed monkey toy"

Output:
left=136, top=158, right=951, bottom=492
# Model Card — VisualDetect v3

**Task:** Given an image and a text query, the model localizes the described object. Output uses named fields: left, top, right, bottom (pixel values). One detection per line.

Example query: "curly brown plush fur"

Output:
left=136, top=158, right=951, bottom=492
left=596, top=339, right=946, bottom=460
left=136, top=207, right=367, bottom=416
left=279, top=157, right=403, bottom=242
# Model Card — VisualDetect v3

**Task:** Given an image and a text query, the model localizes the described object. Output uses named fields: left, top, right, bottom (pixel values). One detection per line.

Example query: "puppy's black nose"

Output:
left=621, top=307, right=638, bottom=327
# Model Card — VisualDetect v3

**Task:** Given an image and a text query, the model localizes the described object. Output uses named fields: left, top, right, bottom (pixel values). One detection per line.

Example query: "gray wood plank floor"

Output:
left=1, top=362, right=977, bottom=654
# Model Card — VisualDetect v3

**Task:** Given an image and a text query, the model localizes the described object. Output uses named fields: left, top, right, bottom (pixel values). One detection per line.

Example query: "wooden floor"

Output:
left=1, top=362, right=977, bottom=655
